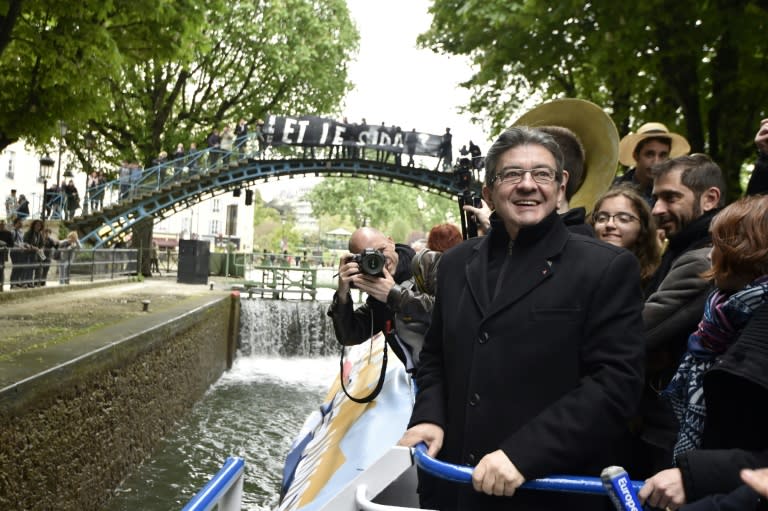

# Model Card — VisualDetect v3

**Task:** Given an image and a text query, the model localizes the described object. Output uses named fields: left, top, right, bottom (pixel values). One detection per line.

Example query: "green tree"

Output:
left=305, top=177, right=457, bottom=240
left=0, top=0, right=208, bottom=150
left=420, top=0, right=768, bottom=197
left=87, top=0, right=358, bottom=168
left=0, top=0, right=358, bottom=173
left=250, top=190, right=303, bottom=254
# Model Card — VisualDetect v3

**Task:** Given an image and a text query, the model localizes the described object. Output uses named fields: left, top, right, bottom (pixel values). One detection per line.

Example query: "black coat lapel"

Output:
left=485, top=220, right=570, bottom=320
left=465, top=235, right=492, bottom=315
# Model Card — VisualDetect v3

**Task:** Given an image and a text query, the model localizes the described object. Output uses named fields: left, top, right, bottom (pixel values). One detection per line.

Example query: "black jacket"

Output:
left=675, top=304, right=768, bottom=503
left=560, top=206, right=594, bottom=237
left=410, top=211, right=644, bottom=510
left=682, top=485, right=768, bottom=511
left=0, top=229, right=12, bottom=262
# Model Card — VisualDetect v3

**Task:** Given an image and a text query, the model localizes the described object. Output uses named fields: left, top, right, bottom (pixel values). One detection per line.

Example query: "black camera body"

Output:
left=350, top=248, right=386, bottom=277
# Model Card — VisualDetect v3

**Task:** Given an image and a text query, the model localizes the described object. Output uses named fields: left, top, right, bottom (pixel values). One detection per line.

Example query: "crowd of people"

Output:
left=3, top=116, right=469, bottom=230
left=0, top=217, right=81, bottom=289
left=325, top=104, right=768, bottom=510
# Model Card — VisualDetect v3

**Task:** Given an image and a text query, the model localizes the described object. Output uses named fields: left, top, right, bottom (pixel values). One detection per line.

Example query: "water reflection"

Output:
left=105, top=356, right=338, bottom=511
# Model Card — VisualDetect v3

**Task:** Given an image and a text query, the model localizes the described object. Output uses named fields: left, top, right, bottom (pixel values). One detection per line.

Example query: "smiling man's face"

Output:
left=482, top=144, right=563, bottom=239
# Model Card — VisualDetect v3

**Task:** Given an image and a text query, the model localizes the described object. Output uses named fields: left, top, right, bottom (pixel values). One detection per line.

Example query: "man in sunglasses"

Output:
left=399, top=126, right=644, bottom=510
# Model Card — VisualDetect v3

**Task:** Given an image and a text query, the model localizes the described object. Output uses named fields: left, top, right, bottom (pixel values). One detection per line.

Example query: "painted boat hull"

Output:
left=278, top=333, right=416, bottom=511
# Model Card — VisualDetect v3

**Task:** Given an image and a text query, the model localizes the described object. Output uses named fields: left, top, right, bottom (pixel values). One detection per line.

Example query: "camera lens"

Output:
left=358, top=249, right=385, bottom=276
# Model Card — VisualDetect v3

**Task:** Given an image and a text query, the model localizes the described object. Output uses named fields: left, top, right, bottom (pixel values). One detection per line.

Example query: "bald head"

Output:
left=349, top=227, right=388, bottom=252
left=348, top=227, right=398, bottom=275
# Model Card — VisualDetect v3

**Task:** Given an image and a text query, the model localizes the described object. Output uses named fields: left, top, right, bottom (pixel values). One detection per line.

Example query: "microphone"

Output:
left=601, top=465, right=643, bottom=511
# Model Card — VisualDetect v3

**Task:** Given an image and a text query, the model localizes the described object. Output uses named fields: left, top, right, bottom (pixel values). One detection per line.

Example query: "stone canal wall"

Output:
left=0, top=293, right=240, bottom=511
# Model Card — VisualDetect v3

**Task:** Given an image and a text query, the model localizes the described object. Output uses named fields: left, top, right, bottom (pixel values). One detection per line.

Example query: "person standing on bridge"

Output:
left=63, top=181, right=79, bottom=221
left=207, top=128, right=221, bottom=168
left=5, top=189, right=17, bottom=220
left=435, top=127, right=453, bottom=171
left=173, top=143, right=186, bottom=179
left=234, top=118, right=248, bottom=156
left=119, top=161, right=131, bottom=201
left=187, top=142, right=199, bottom=175
left=406, top=128, right=418, bottom=167
left=220, top=125, right=235, bottom=167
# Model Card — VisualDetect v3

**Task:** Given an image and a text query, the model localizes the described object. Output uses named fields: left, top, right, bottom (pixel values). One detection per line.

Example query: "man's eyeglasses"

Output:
left=492, top=167, right=557, bottom=186
left=592, top=212, right=640, bottom=225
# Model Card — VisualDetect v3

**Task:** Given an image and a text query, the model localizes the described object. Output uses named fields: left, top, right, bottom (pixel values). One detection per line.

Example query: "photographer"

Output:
left=327, top=227, right=418, bottom=369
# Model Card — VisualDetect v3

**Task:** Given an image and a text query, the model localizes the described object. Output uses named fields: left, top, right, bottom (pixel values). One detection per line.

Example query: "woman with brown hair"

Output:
left=426, top=223, right=463, bottom=252
left=638, top=194, right=768, bottom=510
left=591, top=185, right=662, bottom=289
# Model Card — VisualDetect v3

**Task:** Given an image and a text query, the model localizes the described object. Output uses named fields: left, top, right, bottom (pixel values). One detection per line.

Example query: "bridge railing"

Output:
left=49, top=130, right=459, bottom=223
left=44, top=134, right=264, bottom=221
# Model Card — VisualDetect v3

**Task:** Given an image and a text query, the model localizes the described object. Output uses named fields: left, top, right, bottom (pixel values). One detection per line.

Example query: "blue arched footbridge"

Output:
left=65, top=135, right=483, bottom=248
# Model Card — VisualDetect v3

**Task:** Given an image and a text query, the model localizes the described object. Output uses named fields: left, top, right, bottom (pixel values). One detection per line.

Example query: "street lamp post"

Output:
left=84, top=133, right=95, bottom=215
left=38, top=155, right=55, bottom=220
left=56, top=121, right=68, bottom=219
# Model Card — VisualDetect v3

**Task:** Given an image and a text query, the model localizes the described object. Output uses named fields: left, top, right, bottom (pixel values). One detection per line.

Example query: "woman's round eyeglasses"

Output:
left=593, top=212, right=640, bottom=225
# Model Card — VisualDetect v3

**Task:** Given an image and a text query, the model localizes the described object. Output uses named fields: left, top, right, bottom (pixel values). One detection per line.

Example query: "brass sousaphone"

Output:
left=514, top=98, right=619, bottom=210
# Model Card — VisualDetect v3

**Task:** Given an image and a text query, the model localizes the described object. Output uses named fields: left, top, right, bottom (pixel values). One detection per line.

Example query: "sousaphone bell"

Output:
left=514, top=98, right=619, bottom=210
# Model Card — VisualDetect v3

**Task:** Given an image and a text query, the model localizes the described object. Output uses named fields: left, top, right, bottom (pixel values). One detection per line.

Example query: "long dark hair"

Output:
left=591, top=186, right=661, bottom=282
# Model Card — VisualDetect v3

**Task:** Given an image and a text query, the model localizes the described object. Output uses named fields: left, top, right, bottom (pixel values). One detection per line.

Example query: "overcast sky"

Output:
left=343, top=0, right=491, bottom=148
left=261, top=0, right=489, bottom=200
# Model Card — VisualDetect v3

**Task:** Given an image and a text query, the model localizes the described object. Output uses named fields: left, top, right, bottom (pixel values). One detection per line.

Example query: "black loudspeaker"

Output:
left=245, top=189, right=253, bottom=205
left=233, top=188, right=241, bottom=197
left=177, top=239, right=210, bottom=284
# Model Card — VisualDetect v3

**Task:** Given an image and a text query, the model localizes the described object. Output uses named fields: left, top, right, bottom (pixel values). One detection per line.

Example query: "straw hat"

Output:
left=514, top=98, right=619, bottom=210
left=618, top=122, right=690, bottom=167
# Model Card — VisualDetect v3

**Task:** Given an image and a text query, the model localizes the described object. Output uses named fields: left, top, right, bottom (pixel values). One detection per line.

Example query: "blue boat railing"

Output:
left=182, top=456, right=245, bottom=511
left=413, top=443, right=644, bottom=509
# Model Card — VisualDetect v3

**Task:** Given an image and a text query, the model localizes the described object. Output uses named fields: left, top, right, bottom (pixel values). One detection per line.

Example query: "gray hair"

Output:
left=484, top=126, right=565, bottom=187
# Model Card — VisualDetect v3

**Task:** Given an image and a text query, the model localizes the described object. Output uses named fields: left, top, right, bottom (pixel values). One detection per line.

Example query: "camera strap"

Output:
left=339, top=326, right=389, bottom=404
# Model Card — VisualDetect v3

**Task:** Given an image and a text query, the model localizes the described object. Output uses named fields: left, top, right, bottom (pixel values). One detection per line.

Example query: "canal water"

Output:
left=105, top=299, right=341, bottom=511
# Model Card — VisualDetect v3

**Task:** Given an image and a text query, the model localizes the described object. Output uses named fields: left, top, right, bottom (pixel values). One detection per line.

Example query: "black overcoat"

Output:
left=410, top=213, right=645, bottom=510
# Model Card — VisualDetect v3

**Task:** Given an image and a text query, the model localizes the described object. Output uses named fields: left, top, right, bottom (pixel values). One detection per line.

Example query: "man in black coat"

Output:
left=326, top=227, right=416, bottom=370
left=399, top=127, right=645, bottom=510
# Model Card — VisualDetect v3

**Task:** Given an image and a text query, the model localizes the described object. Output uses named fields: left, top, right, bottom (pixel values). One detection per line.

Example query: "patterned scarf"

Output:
left=663, top=275, right=768, bottom=460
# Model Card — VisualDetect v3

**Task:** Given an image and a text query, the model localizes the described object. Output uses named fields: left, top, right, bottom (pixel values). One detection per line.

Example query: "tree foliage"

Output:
left=250, top=189, right=303, bottom=253
left=419, top=0, right=768, bottom=197
left=92, top=0, right=358, bottom=169
left=0, top=0, right=207, bottom=150
left=0, top=0, right=358, bottom=174
left=305, top=177, right=458, bottom=242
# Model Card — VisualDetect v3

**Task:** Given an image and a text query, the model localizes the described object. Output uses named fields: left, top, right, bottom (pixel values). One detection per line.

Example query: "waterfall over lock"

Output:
left=239, top=298, right=339, bottom=357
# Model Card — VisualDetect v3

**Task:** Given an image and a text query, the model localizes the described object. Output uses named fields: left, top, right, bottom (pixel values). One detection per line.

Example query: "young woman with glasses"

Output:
left=591, top=185, right=662, bottom=289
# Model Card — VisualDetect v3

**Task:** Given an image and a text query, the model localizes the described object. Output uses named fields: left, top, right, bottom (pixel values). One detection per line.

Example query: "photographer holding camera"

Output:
left=327, top=227, right=421, bottom=370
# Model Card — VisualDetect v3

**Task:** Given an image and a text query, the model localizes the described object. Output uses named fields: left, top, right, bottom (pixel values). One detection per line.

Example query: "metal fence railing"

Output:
left=0, top=247, right=139, bottom=291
